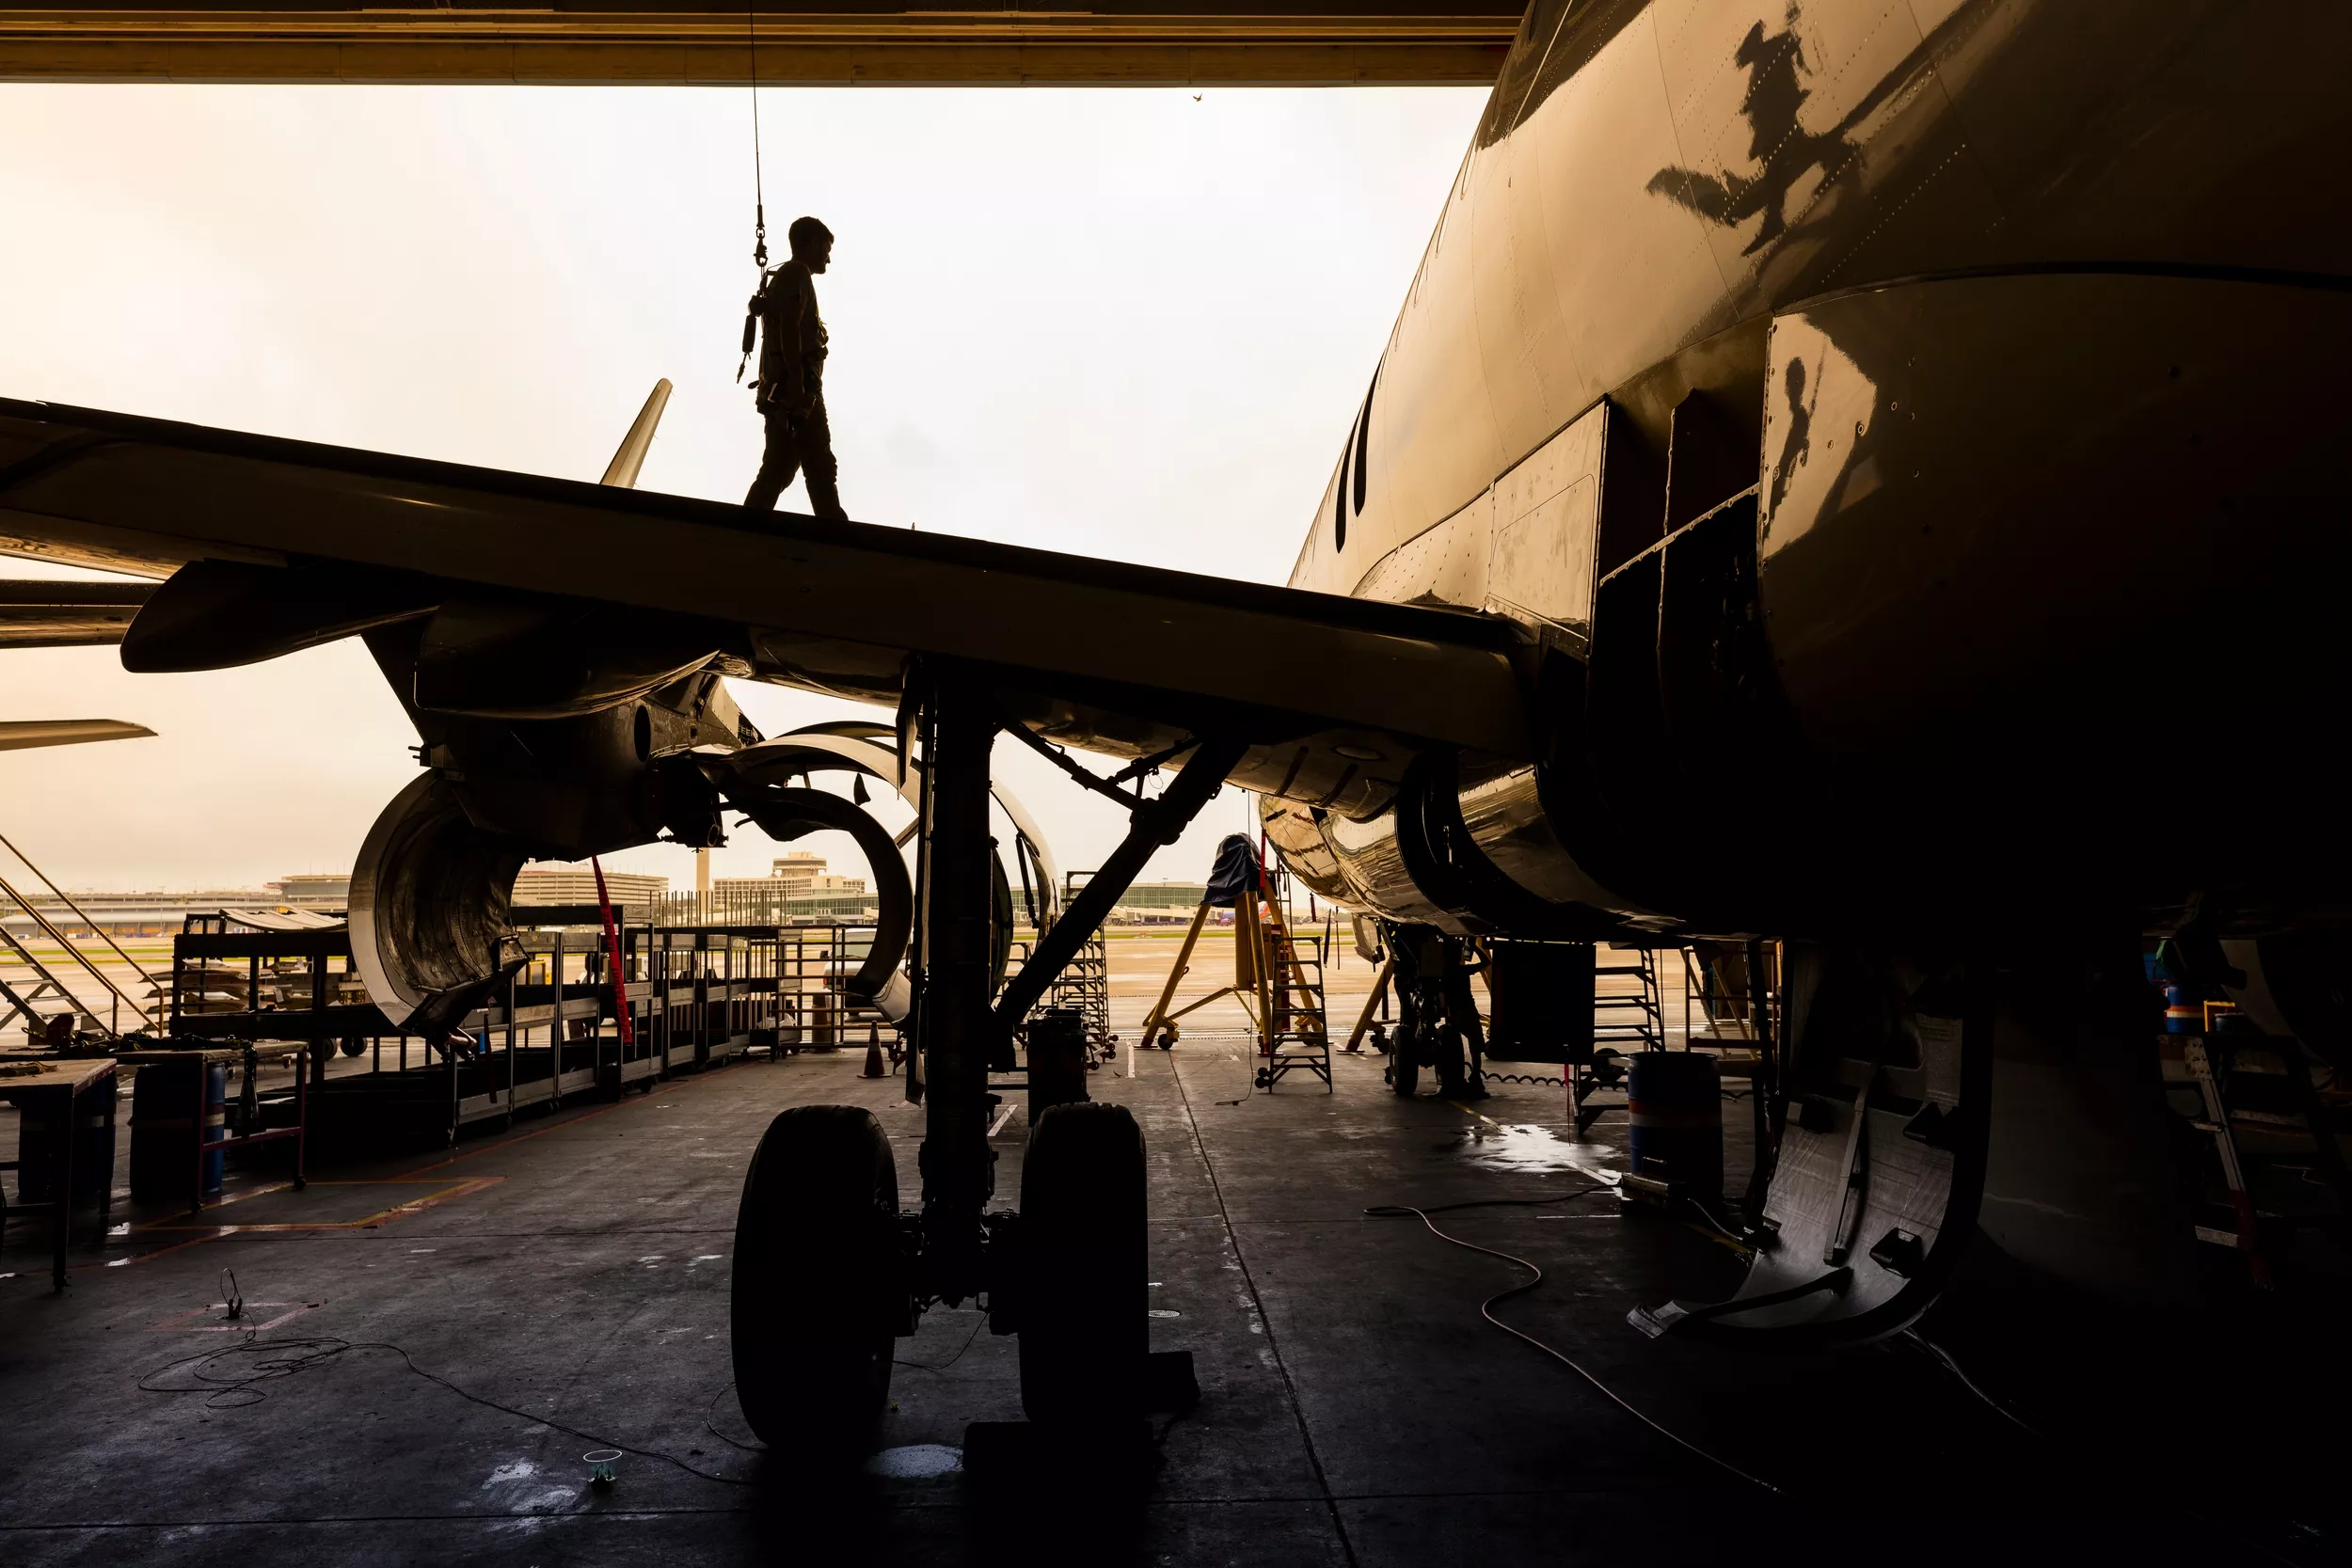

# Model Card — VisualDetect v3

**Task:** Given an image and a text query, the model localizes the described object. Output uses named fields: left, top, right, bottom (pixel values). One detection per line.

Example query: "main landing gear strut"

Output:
left=730, top=664, right=1245, bottom=1464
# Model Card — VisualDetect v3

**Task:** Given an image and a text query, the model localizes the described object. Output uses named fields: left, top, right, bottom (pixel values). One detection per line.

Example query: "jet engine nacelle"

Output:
left=347, top=716, right=1066, bottom=1041
left=347, top=665, right=755, bottom=1038
left=1262, top=746, right=1653, bottom=942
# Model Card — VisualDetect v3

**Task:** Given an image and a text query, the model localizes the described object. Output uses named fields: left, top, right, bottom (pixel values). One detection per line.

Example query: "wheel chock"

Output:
left=961, top=1418, right=1153, bottom=1483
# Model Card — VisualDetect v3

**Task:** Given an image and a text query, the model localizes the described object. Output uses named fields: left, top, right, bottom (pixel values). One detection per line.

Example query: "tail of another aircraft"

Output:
left=598, top=378, right=673, bottom=489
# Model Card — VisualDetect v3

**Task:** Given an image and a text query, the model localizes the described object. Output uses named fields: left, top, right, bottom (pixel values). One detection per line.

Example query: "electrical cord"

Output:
left=141, top=1334, right=757, bottom=1487
left=894, top=1312, right=987, bottom=1375
left=1899, top=1328, right=2037, bottom=1437
left=1682, top=1198, right=1756, bottom=1258
left=1368, top=1190, right=1609, bottom=1219
left=700, top=1312, right=989, bottom=1458
left=704, top=1380, right=762, bottom=1453
left=1365, top=1189, right=1784, bottom=1497
left=1899, top=1329, right=2306, bottom=1566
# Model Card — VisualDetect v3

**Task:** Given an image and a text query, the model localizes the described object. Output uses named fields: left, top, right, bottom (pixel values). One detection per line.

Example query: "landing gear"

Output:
left=1431, top=1022, right=1475, bottom=1100
left=731, top=1104, right=906, bottom=1463
left=1381, top=924, right=1488, bottom=1098
left=1017, top=1101, right=1147, bottom=1425
left=725, top=665, right=1244, bottom=1464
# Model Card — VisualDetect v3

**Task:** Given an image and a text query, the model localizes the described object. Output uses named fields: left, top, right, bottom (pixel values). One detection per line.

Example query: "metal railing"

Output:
left=0, top=828, right=159, bottom=1037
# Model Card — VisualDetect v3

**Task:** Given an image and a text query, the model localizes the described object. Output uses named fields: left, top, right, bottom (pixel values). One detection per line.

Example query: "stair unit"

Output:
left=1246, top=860, right=1331, bottom=1093
left=1572, top=946, right=1665, bottom=1133
left=1043, top=871, right=1114, bottom=1056
left=1, top=831, right=158, bottom=1044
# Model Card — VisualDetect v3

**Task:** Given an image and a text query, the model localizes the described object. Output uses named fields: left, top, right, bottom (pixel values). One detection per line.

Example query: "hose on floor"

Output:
left=1364, top=1189, right=1784, bottom=1497
left=140, top=1334, right=757, bottom=1486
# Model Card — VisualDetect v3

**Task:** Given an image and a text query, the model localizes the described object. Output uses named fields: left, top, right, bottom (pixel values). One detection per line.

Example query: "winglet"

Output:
left=598, top=378, right=674, bottom=489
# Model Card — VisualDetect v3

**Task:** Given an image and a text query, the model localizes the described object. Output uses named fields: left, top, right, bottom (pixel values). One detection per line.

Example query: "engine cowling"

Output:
left=347, top=772, right=530, bottom=1040
left=345, top=660, right=756, bottom=1038
left=1260, top=749, right=1651, bottom=940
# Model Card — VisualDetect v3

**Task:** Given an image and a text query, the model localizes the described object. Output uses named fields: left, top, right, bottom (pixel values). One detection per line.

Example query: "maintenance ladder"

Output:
left=2176, top=1019, right=2352, bottom=1287
left=1573, top=946, right=1665, bottom=1133
left=1252, top=887, right=1331, bottom=1093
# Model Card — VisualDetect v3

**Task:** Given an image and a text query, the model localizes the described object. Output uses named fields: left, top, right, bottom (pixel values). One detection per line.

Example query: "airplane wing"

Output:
left=0, top=397, right=1531, bottom=815
left=0, top=718, right=154, bottom=752
left=0, top=578, right=152, bottom=647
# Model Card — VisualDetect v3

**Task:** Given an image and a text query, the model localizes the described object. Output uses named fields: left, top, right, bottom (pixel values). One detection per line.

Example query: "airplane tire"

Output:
left=1391, top=1028, right=1422, bottom=1097
left=731, top=1104, right=904, bottom=1462
left=1018, top=1101, right=1147, bottom=1426
left=1431, top=1023, right=1469, bottom=1097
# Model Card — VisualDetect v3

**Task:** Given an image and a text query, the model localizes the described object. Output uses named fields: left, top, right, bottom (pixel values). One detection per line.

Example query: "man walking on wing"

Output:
left=744, top=215, right=847, bottom=520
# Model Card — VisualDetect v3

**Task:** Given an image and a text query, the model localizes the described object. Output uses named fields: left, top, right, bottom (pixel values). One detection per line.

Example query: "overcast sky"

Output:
left=0, top=83, right=1484, bottom=895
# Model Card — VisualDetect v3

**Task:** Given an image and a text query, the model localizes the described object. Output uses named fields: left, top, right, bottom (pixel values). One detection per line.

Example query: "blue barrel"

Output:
left=1628, top=1051, right=1723, bottom=1196
left=129, top=1061, right=226, bottom=1202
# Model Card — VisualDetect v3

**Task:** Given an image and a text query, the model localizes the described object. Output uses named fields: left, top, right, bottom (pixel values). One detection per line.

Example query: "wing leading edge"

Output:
left=0, top=397, right=1532, bottom=812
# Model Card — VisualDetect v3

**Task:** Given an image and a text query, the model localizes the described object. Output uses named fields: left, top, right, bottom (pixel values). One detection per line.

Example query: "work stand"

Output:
left=728, top=664, right=1242, bottom=1465
left=1137, top=852, right=1333, bottom=1093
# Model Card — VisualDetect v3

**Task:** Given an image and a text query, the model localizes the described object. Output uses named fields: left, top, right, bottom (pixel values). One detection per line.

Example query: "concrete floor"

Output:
left=0, top=1032, right=2333, bottom=1565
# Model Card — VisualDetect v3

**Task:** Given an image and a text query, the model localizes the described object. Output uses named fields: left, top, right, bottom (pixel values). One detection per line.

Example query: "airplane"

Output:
left=0, top=672, right=154, bottom=1046
left=2, top=0, right=2347, bottom=1460
left=0, top=584, right=157, bottom=752
left=0, top=717, right=151, bottom=752
left=0, top=584, right=156, bottom=748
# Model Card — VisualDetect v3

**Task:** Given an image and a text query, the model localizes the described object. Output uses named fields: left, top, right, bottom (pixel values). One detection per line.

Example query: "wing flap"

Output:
left=0, top=578, right=152, bottom=647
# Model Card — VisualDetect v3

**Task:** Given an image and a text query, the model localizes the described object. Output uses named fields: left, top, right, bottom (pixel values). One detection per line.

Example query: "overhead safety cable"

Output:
left=748, top=4, right=767, bottom=271
left=736, top=4, right=768, bottom=383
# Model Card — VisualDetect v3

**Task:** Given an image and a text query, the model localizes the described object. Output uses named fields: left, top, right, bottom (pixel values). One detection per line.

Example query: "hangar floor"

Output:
left=0, top=1036, right=2332, bottom=1565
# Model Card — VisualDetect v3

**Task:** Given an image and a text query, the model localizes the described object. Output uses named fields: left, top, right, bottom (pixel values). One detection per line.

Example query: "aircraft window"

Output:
left=1352, top=368, right=1377, bottom=516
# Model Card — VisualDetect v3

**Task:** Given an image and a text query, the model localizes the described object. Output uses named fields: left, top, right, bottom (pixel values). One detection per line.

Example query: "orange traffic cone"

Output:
left=860, top=1038, right=886, bottom=1078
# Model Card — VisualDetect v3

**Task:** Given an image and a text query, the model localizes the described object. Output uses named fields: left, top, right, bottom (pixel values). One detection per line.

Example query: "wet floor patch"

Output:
left=1443, top=1121, right=1617, bottom=1178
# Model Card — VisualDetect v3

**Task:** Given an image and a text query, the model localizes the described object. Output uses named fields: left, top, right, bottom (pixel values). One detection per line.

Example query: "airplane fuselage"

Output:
left=1266, top=0, right=2352, bottom=943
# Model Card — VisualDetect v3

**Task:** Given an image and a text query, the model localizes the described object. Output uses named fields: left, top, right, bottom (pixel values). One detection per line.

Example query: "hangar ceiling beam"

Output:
left=0, top=8, right=1516, bottom=87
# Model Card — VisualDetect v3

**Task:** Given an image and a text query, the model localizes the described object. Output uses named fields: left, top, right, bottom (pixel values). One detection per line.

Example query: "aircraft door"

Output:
left=1483, top=399, right=1605, bottom=652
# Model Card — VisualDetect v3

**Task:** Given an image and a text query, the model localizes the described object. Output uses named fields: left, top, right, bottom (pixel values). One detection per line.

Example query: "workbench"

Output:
left=0, top=1057, right=117, bottom=1290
